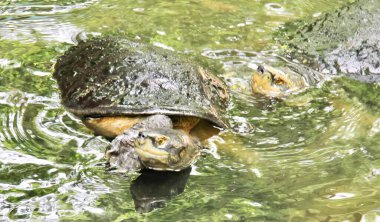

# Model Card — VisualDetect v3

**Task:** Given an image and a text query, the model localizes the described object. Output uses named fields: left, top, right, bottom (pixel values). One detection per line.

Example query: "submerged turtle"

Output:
left=251, top=62, right=324, bottom=97
left=53, top=37, right=229, bottom=171
left=251, top=0, right=380, bottom=97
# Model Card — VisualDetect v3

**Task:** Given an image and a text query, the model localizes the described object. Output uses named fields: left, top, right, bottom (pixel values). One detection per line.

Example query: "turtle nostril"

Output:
left=138, top=132, right=146, bottom=138
left=257, top=65, right=265, bottom=74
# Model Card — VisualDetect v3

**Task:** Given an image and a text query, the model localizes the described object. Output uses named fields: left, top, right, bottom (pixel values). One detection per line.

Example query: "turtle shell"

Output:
left=53, top=37, right=229, bottom=128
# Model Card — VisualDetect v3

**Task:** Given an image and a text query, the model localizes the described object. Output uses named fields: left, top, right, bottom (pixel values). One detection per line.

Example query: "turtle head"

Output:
left=251, top=65, right=307, bottom=97
left=134, top=129, right=201, bottom=171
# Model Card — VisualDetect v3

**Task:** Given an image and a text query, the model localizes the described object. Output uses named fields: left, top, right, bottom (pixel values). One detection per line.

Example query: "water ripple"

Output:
left=202, top=48, right=280, bottom=68
left=0, top=83, right=111, bottom=220
left=0, top=18, right=82, bottom=43
left=0, top=0, right=379, bottom=220
left=0, top=90, right=106, bottom=164
left=0, top=0, right=99, bottom=16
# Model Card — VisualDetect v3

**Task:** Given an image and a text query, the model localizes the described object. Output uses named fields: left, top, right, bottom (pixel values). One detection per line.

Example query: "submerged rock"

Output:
left=279, top=0, right=380, bottom=83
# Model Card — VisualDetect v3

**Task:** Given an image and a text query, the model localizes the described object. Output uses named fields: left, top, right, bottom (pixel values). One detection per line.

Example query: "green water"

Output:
left=1, top=0, right=380, bottom=221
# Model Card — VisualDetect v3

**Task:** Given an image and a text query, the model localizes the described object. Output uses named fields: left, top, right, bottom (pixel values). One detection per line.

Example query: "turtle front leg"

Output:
left=106, top=130, right=142, bottom=172
left=106, top=115, right=173, bottom=172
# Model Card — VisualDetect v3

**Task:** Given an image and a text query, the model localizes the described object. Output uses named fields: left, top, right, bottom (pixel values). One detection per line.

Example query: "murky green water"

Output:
left=1, top=0, right=380, bottom=221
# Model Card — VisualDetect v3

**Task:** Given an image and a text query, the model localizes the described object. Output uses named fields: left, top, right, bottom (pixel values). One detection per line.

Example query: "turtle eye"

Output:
left=156, top=136, right=168, bottom=146
left=257, top=65, right=265, bottom=74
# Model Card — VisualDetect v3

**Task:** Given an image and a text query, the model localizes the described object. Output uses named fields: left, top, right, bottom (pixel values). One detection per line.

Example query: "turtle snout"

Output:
left=135, top=132, right=149, bottom=147
left=138, top=132, right=147, bottom=139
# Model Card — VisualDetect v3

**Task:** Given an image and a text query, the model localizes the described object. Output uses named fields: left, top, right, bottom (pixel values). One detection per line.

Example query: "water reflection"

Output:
left=131, top=168, right=191, bottom=213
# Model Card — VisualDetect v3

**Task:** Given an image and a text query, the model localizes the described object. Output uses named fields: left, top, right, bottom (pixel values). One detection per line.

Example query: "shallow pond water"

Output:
left=1, top=0, right=380, bottom=221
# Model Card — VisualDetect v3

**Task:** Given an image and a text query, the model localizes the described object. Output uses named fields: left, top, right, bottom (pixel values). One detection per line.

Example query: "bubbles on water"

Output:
left=266, top=3, right=282, bottom=10
left=327, top=192, right=355, bottom=200
left=225, top=36, right=240, bottom=42
left=132, top=8, right=145, bottom=12
left=264, top=3, right=293, bottom=16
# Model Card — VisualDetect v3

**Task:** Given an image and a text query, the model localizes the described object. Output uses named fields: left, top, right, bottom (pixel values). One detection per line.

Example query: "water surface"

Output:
left=1, top=0, right=380, bottom=221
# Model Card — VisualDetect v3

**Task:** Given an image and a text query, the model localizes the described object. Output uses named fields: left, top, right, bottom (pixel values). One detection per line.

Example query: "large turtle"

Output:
left=53, top=37, right=229, bottom=172
left=251, top=0, right=380, bottom=97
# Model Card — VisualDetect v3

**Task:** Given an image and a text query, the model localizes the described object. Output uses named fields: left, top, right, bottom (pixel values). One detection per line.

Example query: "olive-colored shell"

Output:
left=53, top=38, right=229, bottom=128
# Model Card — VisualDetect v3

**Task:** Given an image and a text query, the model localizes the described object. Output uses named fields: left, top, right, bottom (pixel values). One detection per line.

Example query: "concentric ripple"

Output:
left=0, top=89, right=113, bottom=220
left=0, top=90, right=108, bottom=162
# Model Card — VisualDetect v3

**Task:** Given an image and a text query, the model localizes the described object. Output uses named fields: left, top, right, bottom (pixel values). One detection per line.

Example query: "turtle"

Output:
left=53, top=37, right=229, bottom=172
left=251, top=0, right=380, bottom=97
left=251, top=62, right=324, bottom=97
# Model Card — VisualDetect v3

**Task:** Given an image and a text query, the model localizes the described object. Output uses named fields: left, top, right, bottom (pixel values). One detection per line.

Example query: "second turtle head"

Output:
left=251, top=64, right=308, bottom=97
